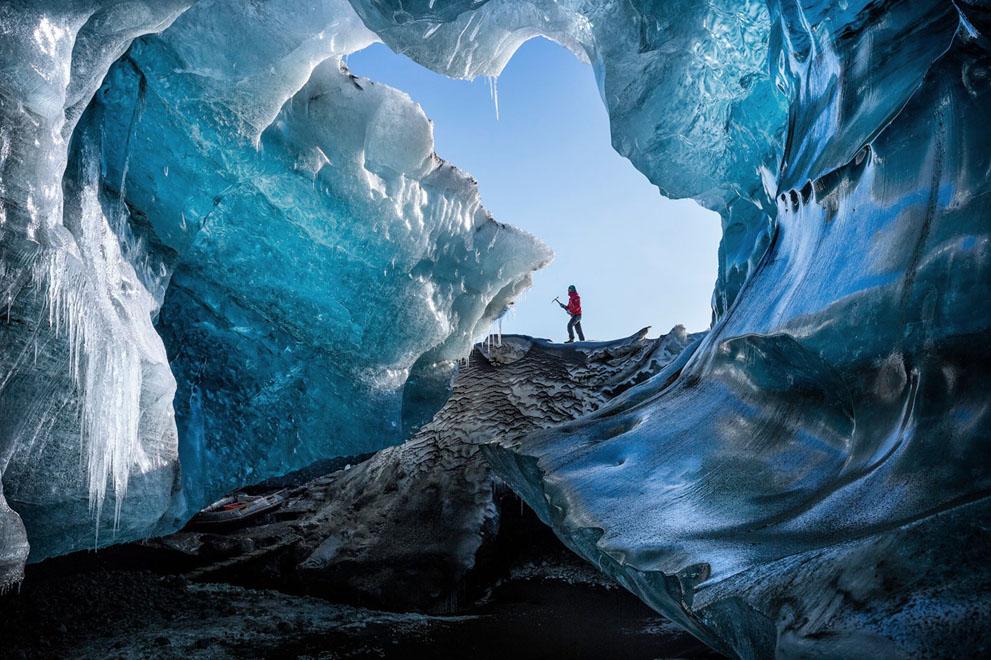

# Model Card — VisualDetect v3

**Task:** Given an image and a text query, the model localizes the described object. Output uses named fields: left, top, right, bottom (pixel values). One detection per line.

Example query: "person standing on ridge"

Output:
left=557, top=285, right=585, bottom=343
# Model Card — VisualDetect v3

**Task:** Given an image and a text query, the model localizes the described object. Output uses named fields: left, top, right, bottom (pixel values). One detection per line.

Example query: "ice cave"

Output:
left=0, top=0, right=989, bottom=658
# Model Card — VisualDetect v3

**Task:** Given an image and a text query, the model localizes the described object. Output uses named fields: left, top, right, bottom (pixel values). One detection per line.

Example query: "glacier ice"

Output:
left=0, top=0, right=189, bottom=583
left=0, top=0, right=988, bottom=655
left=93, top=1, right=550, bottom=511
left=0, top=0, right=549, bottom=572
left=344, top=0, right=991, bottom=656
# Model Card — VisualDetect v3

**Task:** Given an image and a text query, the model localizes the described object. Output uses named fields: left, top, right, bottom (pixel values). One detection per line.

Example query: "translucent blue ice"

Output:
left=94, top=4, right=551, bottom=512
left=347, top=0, right=991, bottom=654
left=0, top=0, right=549, bottom=568
left=1, top=3, right=988, bottom=656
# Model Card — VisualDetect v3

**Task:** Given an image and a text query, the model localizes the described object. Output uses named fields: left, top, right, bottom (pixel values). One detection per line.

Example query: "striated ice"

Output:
left=350, top=0, right=991, bottom=656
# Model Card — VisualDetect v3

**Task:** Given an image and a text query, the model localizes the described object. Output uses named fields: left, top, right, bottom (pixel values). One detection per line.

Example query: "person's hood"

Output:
left=569, top=290, right=580, bottom=298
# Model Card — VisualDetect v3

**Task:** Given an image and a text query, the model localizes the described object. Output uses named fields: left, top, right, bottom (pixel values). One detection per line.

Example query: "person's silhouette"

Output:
left=557, top=285, right=584, bottom=342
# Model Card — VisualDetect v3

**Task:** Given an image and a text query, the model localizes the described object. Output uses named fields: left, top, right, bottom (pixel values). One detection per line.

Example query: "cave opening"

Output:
left=3, top=0, right=752, bottom=571
left=70, top=26, right=726, bottom=522
left=348, top=38, right=722, bottom=341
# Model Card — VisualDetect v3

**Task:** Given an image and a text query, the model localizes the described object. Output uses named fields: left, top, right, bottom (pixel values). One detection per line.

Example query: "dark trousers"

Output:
left=568, top=314, right=585, bottom=341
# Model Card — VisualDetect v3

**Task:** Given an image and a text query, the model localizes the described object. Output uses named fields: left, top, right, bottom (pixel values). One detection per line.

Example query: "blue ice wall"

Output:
left=0, top=0, right=549, bottom=572
left=88, top=4, right=551, bottom=511
left=347, top=0, right=991, bottom=655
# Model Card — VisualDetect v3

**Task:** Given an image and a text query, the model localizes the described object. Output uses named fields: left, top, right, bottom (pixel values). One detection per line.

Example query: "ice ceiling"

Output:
left=1, top=0, right=989, bottom=656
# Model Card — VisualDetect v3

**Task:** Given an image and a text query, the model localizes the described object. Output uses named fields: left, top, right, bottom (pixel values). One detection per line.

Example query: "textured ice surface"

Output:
left=2, top=2, right=989, bottom=653
left=0, top=0, right=549, bottom=574
left=349, top=0, right=991, bottom=656
left=0, top=0, right=189, bottom=581
left=94, top=0, right=550, bottom=510
left=290, top=328, right=697, bottom=607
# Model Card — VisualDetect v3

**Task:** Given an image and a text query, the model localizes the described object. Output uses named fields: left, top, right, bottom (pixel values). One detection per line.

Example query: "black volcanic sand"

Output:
left=0, top=545, right=718, bottom=659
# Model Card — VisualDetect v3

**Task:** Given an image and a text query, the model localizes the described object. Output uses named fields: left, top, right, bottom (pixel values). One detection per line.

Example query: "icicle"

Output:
left=487, top=76, right=500, bottom=121
left=39, top=136, right=152, bottom=543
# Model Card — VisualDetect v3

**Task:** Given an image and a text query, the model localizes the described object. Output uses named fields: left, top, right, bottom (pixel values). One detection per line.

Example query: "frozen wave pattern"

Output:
left=350, top=0, right=991, bottom=656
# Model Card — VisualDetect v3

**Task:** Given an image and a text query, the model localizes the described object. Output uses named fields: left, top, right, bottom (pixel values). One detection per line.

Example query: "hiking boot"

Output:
left=565, top=339, right=575, bottom=343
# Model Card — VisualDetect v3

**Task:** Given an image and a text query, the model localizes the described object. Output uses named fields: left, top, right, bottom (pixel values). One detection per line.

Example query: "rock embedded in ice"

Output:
left=291, top=328, right=698, bottom=607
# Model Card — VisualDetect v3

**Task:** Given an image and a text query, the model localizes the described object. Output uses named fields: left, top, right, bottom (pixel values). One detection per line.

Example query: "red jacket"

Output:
left=566, top=291, right=582, bottom=316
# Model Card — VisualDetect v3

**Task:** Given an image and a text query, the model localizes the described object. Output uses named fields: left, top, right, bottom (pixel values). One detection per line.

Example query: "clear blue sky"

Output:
left=349, top=38, right=721, bottom=341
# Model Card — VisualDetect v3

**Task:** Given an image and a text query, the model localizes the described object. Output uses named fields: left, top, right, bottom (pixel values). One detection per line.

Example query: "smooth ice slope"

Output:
left=0, top=0, right=549, bottom=576
left=349, top=0, right=991, bottom=656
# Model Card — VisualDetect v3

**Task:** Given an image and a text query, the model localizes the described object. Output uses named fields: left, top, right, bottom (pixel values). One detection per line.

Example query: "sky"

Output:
left=348, top=38, right=721, bottom=341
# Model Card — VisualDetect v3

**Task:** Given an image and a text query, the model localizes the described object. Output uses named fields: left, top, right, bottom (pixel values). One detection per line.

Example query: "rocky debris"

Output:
left=144, top=327, right=701, bottom=612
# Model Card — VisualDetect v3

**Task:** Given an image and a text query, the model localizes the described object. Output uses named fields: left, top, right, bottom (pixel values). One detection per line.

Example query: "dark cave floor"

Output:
left=0, top=544, right=718, bottom=659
